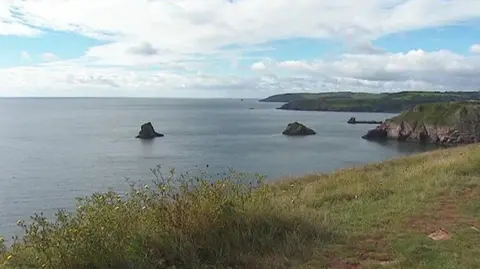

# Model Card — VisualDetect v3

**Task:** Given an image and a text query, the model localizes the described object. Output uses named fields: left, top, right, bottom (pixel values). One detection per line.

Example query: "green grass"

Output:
left=2, top=145, right=480, bottom=268
left=390, top=101, right=480, bottom=126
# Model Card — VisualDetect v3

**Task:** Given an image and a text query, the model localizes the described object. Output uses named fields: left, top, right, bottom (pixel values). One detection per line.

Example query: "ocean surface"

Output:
left=0, top=98, right=437, bottom=239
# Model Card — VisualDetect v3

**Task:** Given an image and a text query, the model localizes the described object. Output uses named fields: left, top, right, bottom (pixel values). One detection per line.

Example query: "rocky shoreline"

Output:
left=361, top=102, right=480, bottom=145
left=361, top=121, right=478, bottom=145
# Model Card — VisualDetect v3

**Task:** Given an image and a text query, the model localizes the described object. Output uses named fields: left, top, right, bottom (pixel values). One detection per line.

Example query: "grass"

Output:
left=2, top=145, right=480, bottom=268
left=390, top=101, right=480, bottom=126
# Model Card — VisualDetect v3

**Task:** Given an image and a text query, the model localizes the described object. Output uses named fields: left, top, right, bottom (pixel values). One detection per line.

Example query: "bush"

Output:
left=1, top=167, right=323, bottom=269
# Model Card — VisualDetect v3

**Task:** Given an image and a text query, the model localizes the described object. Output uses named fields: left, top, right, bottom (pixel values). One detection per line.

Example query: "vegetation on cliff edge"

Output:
left=1, top=145, right=480, bottom=268
left=389, top=101, right=480, bottom=127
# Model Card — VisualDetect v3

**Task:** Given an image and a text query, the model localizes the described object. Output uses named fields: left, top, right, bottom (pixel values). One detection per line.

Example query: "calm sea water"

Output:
left=0, top=98, right=436, bottom=238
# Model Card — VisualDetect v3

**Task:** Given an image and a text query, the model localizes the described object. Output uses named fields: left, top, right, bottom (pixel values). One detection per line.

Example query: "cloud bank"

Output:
left=0, top=0, right=480, bottom=97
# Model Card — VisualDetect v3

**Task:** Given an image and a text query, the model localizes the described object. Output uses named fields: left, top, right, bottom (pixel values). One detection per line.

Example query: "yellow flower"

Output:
left=7, top=254, right=13, bottom=260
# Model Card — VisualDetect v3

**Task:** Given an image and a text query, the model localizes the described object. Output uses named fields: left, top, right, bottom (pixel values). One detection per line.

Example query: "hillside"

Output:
left=260, top=91, right=480, bottom=113
left=362, top=101, right=480, bottom=144
left=259, top=91, right=381, bottom=103
left=1, top=145, right=480, bottom=268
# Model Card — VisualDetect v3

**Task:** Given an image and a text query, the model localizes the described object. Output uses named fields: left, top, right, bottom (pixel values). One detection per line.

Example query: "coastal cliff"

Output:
left=362, top=102, right=480, bottom=145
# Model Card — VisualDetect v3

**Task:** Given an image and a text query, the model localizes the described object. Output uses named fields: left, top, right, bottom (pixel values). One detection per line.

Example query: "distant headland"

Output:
left=259, top=91, right=480, bottom=113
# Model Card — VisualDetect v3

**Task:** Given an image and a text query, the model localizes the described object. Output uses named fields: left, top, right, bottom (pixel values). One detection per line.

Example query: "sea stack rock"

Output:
left=282, top=121, right=316, bottom=136
left=136, top=122, right=164, bottom=139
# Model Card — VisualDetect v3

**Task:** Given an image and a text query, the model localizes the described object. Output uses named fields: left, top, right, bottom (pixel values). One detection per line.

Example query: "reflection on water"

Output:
left=365, top=139, right=451, bottom=154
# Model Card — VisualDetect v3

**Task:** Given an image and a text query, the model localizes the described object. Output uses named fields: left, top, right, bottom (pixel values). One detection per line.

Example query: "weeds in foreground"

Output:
left=1, top=167, right=326, bottom=269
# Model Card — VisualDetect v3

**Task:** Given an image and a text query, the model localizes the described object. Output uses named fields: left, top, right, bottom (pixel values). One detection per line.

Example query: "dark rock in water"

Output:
left=347, top=117, right=382, bottom=124
left=282, top=121, right=316, bottom=136
left=362, top=127, right=388, bottom=140
left=136, top=122, right=164, bottom=139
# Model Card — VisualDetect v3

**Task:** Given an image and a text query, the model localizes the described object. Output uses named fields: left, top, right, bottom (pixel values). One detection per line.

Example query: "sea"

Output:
left=0, top=98, right=438, bottom=239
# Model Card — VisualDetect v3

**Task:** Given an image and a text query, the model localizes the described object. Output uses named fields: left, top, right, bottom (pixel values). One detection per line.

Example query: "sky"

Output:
left=0, top=0, right=480, bottom=98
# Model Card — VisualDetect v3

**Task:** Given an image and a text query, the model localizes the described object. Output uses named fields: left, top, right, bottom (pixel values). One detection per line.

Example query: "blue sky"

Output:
left=375, top=24, right=480, bottom=54
left=0, top=0, right=479, bottom=97
left=0, top=31, right=106, bottom=67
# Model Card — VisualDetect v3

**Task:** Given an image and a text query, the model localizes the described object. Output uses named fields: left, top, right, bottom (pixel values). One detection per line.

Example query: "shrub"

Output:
left=1, top=167, right=323, bottom=269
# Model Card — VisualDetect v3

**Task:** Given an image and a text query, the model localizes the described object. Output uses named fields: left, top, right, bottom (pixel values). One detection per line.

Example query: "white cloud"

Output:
left=0, top=60, right=268, bottom=97
left=251, top=49, right=480, bottom=92
left=20, top=51, right=31, bottom=62
left=470, top=44, right=480, bottom=54
left=3, top=0, right=480, bottom=55
left=0, top=1, right=42, bottom=36
left=1, top=0, right=480, bottom=96
left=2, top=47, right=479, bottom=98
left=251, top=62, right=266, bottom=71
left=41, top=52, right=59, bottom=62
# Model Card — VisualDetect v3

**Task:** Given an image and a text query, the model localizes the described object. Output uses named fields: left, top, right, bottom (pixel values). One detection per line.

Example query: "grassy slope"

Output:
left=2, top=145, right=480, bottom=269
left=389, top=101, right=480, bottom=126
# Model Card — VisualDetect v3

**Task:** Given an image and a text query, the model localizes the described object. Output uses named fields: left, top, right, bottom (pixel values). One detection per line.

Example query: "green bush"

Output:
left=1, top=167, right=323, bottom=269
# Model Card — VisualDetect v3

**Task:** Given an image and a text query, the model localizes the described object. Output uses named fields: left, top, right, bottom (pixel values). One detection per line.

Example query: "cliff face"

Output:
left=362, top=121, right=477, bottom=145
left=362, top=102, right=480, bottom=145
